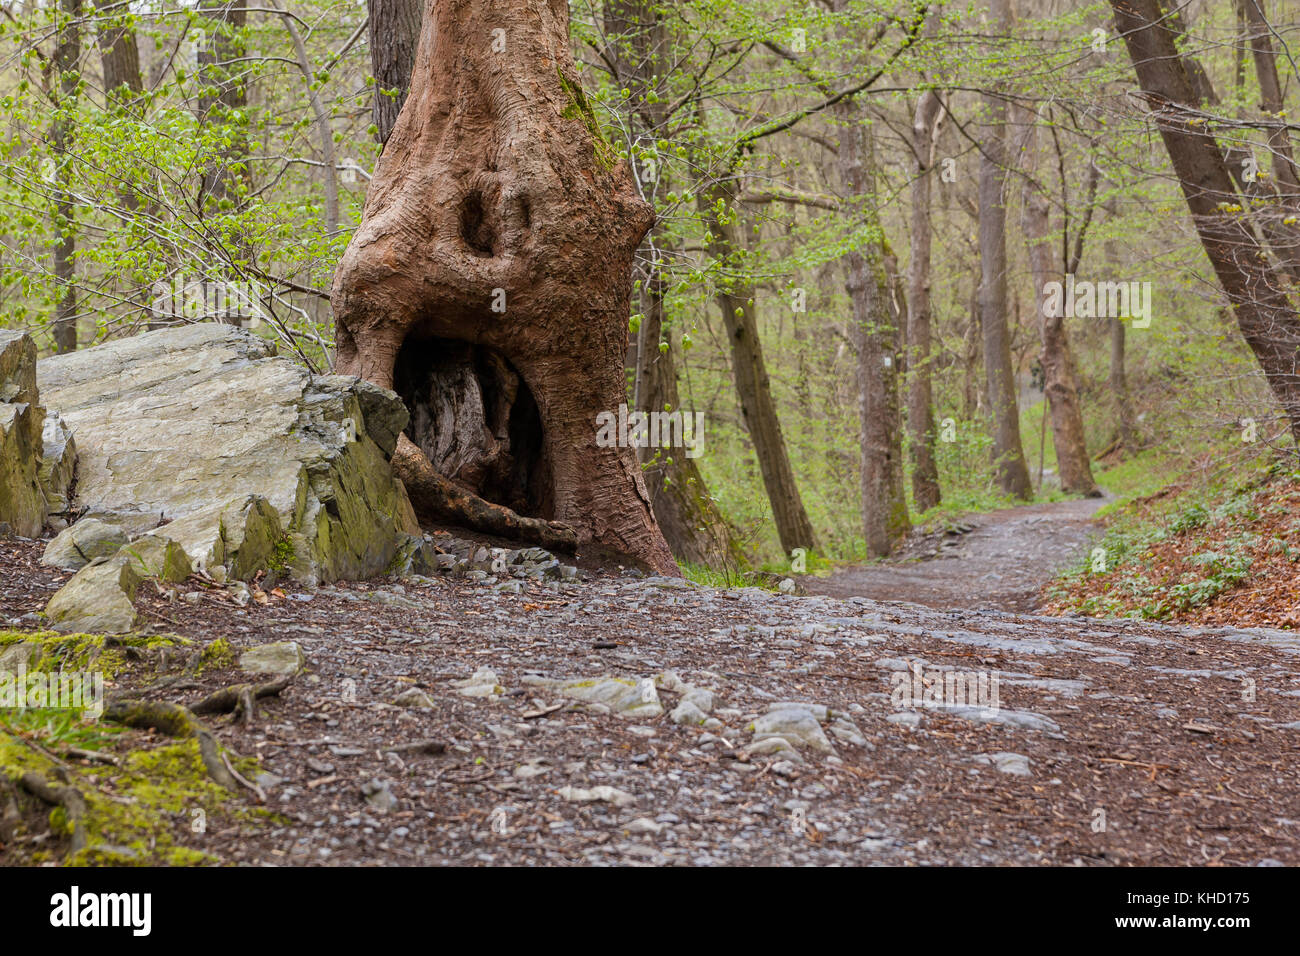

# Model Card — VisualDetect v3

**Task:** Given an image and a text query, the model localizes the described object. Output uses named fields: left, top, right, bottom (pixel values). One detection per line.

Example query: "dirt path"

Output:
left=5, top=532, right=1300, bottom=867
left=804, top=497, right=1107, bottom=612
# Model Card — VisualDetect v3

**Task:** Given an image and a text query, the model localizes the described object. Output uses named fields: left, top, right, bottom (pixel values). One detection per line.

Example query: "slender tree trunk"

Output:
left=98, top=1, right=157, bottom=328
left=368, top=0, right=423, bottom=146
left=1111, top=0, right=1300, bottom=446
left=605, top=0, right=738, bottom=567
left=635, top=259, right=739, bottom=565
left=1019, top=119, right=1099, bottom=495
left=963, top=278, right=981, bottom=419
left=332, top=0, right=676, bottom=573
left=1102, top=206, right=1137, bottom=454
left=272, top=0, right=339, bottom=234
left=51, top=0, right=81, bottom=353
left=883, top=240, right=913, bottom=535
left=837, top=102, right=909, bottom=555
left=197, top=1, right=249, bottom=216
left=97, top=1, right=143, bottom=99
left=698, top=181, right=817, bottom=555
left=906, top=90, right=943, bottom=511
left=1108, top=315, right=1136, bottom=453
left=978, top=0, right=1032, bottom=499
left=1242, top=1, right=1300, bottom=200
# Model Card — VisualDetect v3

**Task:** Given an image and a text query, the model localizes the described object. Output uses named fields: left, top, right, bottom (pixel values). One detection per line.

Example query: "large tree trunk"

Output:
left=699, top=181, right=817, bottom=556
left=51, top=0, right=81, bottom=354
left=906, top=90, right=943, bottom=512
left=331, top=0, right=676, bottom=574
left=367, top=0, right=423, bottom=145
left=978, top=0, right=1032, bottom=499
left=1111, top=0, right=1300, bottom=447
left=1019, top=118, right=1099, bottom=496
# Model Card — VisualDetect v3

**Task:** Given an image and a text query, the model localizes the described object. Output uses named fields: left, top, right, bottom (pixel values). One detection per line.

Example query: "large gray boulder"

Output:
left=0, top=330, right=47, bottom=537
left=37, top=324, right=420, bottom=587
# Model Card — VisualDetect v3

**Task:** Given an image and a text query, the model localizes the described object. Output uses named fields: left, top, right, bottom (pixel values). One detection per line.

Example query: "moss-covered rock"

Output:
left=43, top=558, right=143, bottom=634
left=0, top=330, right=46, bottom=537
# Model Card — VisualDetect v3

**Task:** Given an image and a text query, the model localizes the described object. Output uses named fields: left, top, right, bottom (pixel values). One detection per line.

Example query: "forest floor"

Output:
left=3, top=528, right=1299, bottom=867
left=805, top=497, right=1107, bottom=612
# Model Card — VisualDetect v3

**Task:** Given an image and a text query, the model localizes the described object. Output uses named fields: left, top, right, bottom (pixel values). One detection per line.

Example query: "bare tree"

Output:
left=1110, top=0, right=1300, bottom=446
left=1019, top=114, right=1098, bottom=495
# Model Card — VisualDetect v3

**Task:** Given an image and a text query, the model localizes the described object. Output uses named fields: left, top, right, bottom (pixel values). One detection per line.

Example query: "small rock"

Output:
left=41, top=518, right=129, bottom=570
left=750, top=707, right=835, bottom=754
left=522, top=674, right=662, bottom=719
left=670, top=700, right=708, bottom=726
left=991, top=752, right=1032, bottom=777
left=557, top=785, right=635, bottom=808
left=451, top=667, right=505, bottom=698
left=361, top=779, right=397, bottom=812
left=393, top=687, right=436, bottom=709
left=239, top=641, right=305, bottom=676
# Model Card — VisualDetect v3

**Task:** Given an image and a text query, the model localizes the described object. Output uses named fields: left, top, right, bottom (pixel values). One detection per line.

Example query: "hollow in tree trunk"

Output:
left=331, top=0, right=677, bottom=575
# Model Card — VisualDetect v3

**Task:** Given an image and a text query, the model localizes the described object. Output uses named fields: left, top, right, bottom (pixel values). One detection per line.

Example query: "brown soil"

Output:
left=4, top=528, right=1299, bottom=867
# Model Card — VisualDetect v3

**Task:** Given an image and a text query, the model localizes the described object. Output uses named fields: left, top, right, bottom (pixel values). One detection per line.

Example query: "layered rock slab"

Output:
left=37, top=324, right=419, bottom=592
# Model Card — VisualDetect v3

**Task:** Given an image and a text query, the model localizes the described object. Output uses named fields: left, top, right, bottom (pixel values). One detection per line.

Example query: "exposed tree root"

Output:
left=383, top=739, right=447, bottom=756
left=191, top=676, right=294, bottom=725
left=393, top=435, right=578, bottom=553
left=103, top=700, right=238, bottom=791
left=17, top=771, right=88, bottom=856
left=220, top=752, right=265, bottom=802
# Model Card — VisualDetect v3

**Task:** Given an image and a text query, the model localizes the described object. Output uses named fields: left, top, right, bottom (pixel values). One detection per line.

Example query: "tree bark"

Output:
left=906, top=90, right=943, bottom=512
left=1019, top=118, right=1099, bottom=495
left=1242, top=1, right=1300, bottom=201
left=367, top=0, right=423, bottom=145
left=1110, top=0, right=1300, bottom=447
left=51, top=0, right=81, bottom=354
left=978, top=0, right=1032, bottom=499
left=332, top=0, right=676, bottom=574
left=836, top=100, right=909, bottom=555
left=97, top=1, right=143, bottom=100
left=699, top=181, right=818, bottom=555
left=1102, top=204, right=1137, bottom=454
left=605, top=0, right=739, bottom=567
left=197, top=1, right=249, bottom=214
left=635, top=261, right=740, bottom=566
